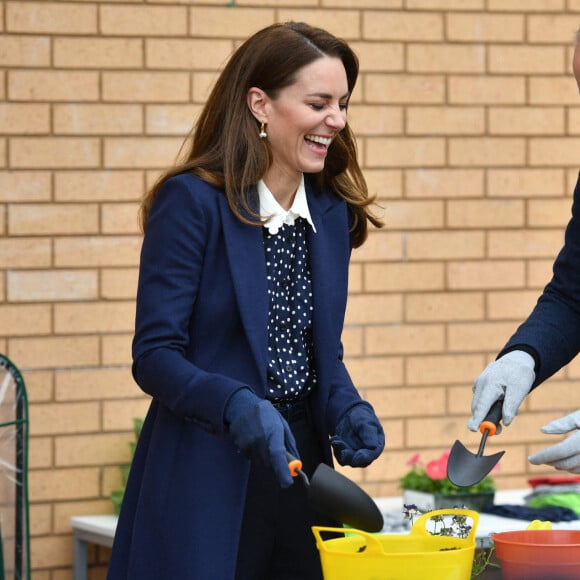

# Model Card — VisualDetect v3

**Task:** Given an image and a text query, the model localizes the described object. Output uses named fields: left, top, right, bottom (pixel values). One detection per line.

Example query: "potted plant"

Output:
left=400, top=449, right=496, bottom=513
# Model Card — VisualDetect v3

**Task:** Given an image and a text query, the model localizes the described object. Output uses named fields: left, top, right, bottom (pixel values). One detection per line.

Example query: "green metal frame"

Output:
left=0, top=355, right=30, bottom=580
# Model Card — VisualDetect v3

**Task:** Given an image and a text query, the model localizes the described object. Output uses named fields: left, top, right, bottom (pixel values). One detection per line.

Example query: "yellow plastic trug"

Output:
left=312, top=509, right=479, bottom=580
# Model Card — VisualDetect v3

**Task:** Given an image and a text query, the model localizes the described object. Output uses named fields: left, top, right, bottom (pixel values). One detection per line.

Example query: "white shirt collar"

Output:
left=258, top=175, right=317, bottom=235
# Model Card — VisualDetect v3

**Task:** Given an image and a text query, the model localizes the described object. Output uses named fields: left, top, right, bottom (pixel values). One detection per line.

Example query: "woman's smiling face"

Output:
left=253, top=56, right=349, bottom=183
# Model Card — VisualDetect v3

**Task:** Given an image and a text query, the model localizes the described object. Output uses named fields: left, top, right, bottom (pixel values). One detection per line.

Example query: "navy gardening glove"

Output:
left=224, top=388, right=298, bottom=488
left=331, top=401, right=385, bottom=468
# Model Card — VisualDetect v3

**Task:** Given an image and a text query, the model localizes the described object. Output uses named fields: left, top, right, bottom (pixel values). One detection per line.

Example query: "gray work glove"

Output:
left=468, top=350, right=535, bottom=434
left=528, top=411, right=580, bottom=473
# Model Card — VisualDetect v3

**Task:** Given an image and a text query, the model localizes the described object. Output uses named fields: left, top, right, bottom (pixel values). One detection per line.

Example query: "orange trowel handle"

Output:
left=479, top=399, right=503, bottom=437
left=288, top=458, right=303, bottom=477
left=285, top=451, right=303, bottom=477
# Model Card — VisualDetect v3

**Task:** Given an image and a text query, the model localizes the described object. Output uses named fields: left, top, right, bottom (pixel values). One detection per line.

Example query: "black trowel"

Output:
left=447, top=399, right=505, bottom=487
left=286, top=451, right=384, bottom=532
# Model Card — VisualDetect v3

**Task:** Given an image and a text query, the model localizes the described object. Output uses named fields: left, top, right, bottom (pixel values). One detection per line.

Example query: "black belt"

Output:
left=271, top=398, right=309, bottom=423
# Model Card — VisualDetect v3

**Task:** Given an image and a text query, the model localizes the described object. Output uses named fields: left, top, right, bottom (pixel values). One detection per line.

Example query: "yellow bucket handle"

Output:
left=312, top=526, right=386, bottom=556
left=410, top=508, right=479, bottom=545
left=312, top=508, right=479, bottom=555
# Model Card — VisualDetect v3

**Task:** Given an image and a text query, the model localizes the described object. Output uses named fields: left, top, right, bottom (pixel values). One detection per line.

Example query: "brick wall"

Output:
left=2, top=0, right=580, bottom=577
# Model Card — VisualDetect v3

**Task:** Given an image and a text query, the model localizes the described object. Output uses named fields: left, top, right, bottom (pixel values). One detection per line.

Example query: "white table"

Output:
left=70, top=515, right=117, bottom=580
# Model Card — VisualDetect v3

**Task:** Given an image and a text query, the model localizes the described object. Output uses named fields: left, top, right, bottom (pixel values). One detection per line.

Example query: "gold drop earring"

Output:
left=259, top=121, right=267, bottom=139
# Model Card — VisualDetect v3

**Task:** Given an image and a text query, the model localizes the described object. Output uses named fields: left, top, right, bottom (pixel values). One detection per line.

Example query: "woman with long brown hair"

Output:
left=108, top=21, right=384, bottom=580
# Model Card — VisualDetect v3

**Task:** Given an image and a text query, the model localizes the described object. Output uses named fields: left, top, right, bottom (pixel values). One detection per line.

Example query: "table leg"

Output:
left=73, top=531, right=88, bottom=580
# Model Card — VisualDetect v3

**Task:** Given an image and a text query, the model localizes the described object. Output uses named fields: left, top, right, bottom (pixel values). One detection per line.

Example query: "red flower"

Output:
left=406, top=453, right=420, bottom=467
left=425, top=450, right=449, bottom=480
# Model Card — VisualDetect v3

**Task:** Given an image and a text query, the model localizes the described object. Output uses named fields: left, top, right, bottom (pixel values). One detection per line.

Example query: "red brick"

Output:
left=100, top=5, right=187, bottom=36
left=6, top=2, right=97, bottom=34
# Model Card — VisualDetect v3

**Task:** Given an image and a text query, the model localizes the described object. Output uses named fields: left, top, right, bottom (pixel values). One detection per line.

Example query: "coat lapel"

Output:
left=306, top=181, right=350, bottom=392
left=219, top=197, right=269, bottom=390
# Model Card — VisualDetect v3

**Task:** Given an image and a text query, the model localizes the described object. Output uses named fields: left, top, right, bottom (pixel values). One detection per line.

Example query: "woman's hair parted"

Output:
left=140, top=21, right=383, bottom=247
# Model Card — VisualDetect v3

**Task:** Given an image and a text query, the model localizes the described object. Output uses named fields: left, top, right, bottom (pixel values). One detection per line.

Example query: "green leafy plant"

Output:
left=400, top=450, right=495, bottom=495
left=471, top=545, right=498, bottom=577
left=111, top=417, right=143, bottom=515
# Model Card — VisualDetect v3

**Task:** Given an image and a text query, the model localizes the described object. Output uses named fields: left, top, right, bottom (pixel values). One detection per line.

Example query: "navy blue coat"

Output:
left=501, top=172, right=580, bottom=387
left=107, top=173, right=366, bottom=579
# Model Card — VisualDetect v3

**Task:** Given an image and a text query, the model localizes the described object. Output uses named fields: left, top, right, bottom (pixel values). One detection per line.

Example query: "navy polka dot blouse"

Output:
left=263, top=217, right=317, bottom=402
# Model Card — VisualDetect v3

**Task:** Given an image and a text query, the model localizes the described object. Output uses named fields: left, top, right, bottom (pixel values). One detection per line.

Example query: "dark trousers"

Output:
left=234, top=403, right=338, bottom=580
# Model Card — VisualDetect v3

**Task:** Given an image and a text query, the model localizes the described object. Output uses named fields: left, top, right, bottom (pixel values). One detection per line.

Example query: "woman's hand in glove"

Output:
left=331, top=401, right=385, bottom=468
left=528, top=411, right=580, bottom=473
left=224, top=388, right=298, bottom=488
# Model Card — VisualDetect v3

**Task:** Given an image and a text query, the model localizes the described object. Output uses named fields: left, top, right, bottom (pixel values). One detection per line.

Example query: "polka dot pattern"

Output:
left=263, top=217, right=317, bottom=402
